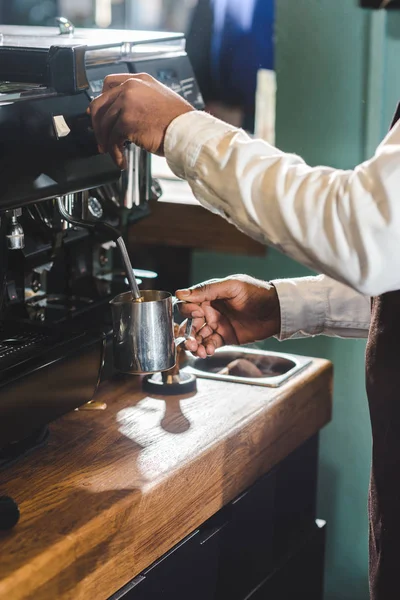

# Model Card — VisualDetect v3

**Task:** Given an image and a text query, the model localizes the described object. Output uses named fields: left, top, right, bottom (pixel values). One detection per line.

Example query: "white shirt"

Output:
left=164, top=111, right=400, bottom=341
left=270, top=274, right=370, bottom=340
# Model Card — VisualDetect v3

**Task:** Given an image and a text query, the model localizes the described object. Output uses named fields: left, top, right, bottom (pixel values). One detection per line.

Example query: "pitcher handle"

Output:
left=172, top=297, right=193, bottom=346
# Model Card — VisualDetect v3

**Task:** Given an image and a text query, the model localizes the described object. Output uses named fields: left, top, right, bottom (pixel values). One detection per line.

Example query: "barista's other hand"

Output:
left=175, top=275, right=281, bottom=359
left=88, top=73, right=194, bottom=168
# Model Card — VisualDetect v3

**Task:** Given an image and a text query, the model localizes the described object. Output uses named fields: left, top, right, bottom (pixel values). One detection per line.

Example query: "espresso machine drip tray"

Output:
left=0, top=321, right=100, bottom=378
left=0, top=321, right=105, bottom=449
left=0, top=330, right=49, bottom=370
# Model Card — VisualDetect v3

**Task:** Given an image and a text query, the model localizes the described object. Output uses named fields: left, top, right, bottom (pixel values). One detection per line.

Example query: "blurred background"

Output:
left=0, top=0, right=274, bottom=131
left=0, top=0, right=196, bottom=30
left=3, top=2, right=400, bottom=599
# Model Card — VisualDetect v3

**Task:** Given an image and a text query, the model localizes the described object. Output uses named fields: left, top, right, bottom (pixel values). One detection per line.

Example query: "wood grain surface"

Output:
left=0, top=358, right=332, bottom=600
left=130, top=199, right=266, bottom=257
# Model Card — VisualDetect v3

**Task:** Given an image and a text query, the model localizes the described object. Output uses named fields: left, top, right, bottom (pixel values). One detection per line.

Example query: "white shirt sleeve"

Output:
left=271, top=275, right=371, bottom=340
left=165, top=111, right=400, bottom=298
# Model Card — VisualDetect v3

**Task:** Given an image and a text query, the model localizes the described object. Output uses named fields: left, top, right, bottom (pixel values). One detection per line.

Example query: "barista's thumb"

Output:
left=176, top=279, right=238, bottom=304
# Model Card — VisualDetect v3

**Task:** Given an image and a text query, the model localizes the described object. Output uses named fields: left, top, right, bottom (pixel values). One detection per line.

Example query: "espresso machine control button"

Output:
left=52, top=115, right=71, bottom=140
left=88, top=197, right=103, bottom=219
left=55, top=17, right=75, bottom=36
left=31, top=275, right=42, bottom=293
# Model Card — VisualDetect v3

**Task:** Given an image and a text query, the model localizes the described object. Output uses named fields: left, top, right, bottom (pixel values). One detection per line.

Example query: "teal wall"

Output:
left=191, top=2, right=400, bottom=599
left=193, top=250, right=370, bottom=600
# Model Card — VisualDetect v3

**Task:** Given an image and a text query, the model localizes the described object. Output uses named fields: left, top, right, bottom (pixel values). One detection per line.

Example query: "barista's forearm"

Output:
left=165, top=111, right=400, bottom=298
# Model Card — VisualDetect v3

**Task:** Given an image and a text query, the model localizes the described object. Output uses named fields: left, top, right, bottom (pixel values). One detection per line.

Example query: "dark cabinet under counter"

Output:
left=111, top=437, right=325, bottom=600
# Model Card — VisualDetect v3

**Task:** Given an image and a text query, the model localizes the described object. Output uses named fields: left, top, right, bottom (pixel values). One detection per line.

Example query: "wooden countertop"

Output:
left=130, top=157, right=266, bottom=257
left=0, top=358, right=332, bottom=600
left=130, top=198, right=266, bottom=256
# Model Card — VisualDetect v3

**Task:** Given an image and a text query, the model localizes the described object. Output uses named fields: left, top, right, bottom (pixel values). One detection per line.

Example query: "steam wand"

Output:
left=55, top=197, right=142, bottom=301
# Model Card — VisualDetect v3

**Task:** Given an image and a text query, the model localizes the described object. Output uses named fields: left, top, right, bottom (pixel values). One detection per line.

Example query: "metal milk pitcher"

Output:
left=110, top=290, right=193, bottom=375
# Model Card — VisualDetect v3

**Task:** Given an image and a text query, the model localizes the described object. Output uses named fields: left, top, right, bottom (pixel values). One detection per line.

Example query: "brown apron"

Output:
left=366, top=292, right=400, bottom=599
left=365, top=104, right=400, bottom=599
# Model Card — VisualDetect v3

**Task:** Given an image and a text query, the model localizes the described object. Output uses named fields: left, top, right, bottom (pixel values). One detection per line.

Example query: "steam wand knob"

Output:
left=6, top=209, right=24, bottom=250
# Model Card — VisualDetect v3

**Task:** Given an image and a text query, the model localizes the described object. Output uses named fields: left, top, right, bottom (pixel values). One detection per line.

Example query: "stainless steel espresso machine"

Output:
left=0, top=21, right=203, bottom=455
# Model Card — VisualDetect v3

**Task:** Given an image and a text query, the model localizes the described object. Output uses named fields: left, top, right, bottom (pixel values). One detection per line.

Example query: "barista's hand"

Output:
left=176, top=275, right=281, bottom=358
left=88, top=73, right=194, bottom=168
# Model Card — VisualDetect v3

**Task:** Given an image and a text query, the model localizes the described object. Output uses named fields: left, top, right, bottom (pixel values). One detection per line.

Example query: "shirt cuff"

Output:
left=271, top=276, right=327, bottom=340
left=164, top=111, right=239, bottom=181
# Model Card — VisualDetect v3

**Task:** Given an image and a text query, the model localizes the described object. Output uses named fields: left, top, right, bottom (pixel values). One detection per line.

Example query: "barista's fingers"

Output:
left=201, top=304, right=239, bottom=345
left=205, top=342, right=216, bottom=356
left=201, top=303, right=223, bottom=330
left=178, top=318, right=211, bottom=359
left=177, top=302, right=205, bottom=320
left=103, top=74, right=134, bottom=91
left=107, top=126, right=130, bottom=169
left=103, top=73, right=152, bottom=92
left=110, top=144, right=127, bottom=170
left=183, top=337, right=198, bottom=353
left=189, top=332, right=208, bottom=358
left=179, top=316, right=206, bottom=336
left=195, top=344, right=208, bottom=359
left=183, top=337, right=207, bottom=359
left=202, top=333, right=225, bottom=355
left=196, top=324, right=214, bottom=340
left=89, top=87, right=122, bottom=146
left=94, top=103, right=122, bottom=155
left=90, top=86, right=121, bottom=116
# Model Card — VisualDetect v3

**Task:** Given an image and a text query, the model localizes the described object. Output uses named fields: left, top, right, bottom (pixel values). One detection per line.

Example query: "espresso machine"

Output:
left=0, top=20, right=203, bottom=457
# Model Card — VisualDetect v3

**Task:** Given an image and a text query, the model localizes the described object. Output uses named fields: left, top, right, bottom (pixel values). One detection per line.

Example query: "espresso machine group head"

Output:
left=0, top=21, right=203, bottom=452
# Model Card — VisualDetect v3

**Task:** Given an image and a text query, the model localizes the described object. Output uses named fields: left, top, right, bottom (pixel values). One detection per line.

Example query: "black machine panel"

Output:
left=0, top=92, right=120, bottom=209
left=0, top=25, right=204, bottom=210
left=130, top=55, right=203, bottom=109
left=0, top=24, right=204, bottom=450
left=0, top=26, right=186, bottom=92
